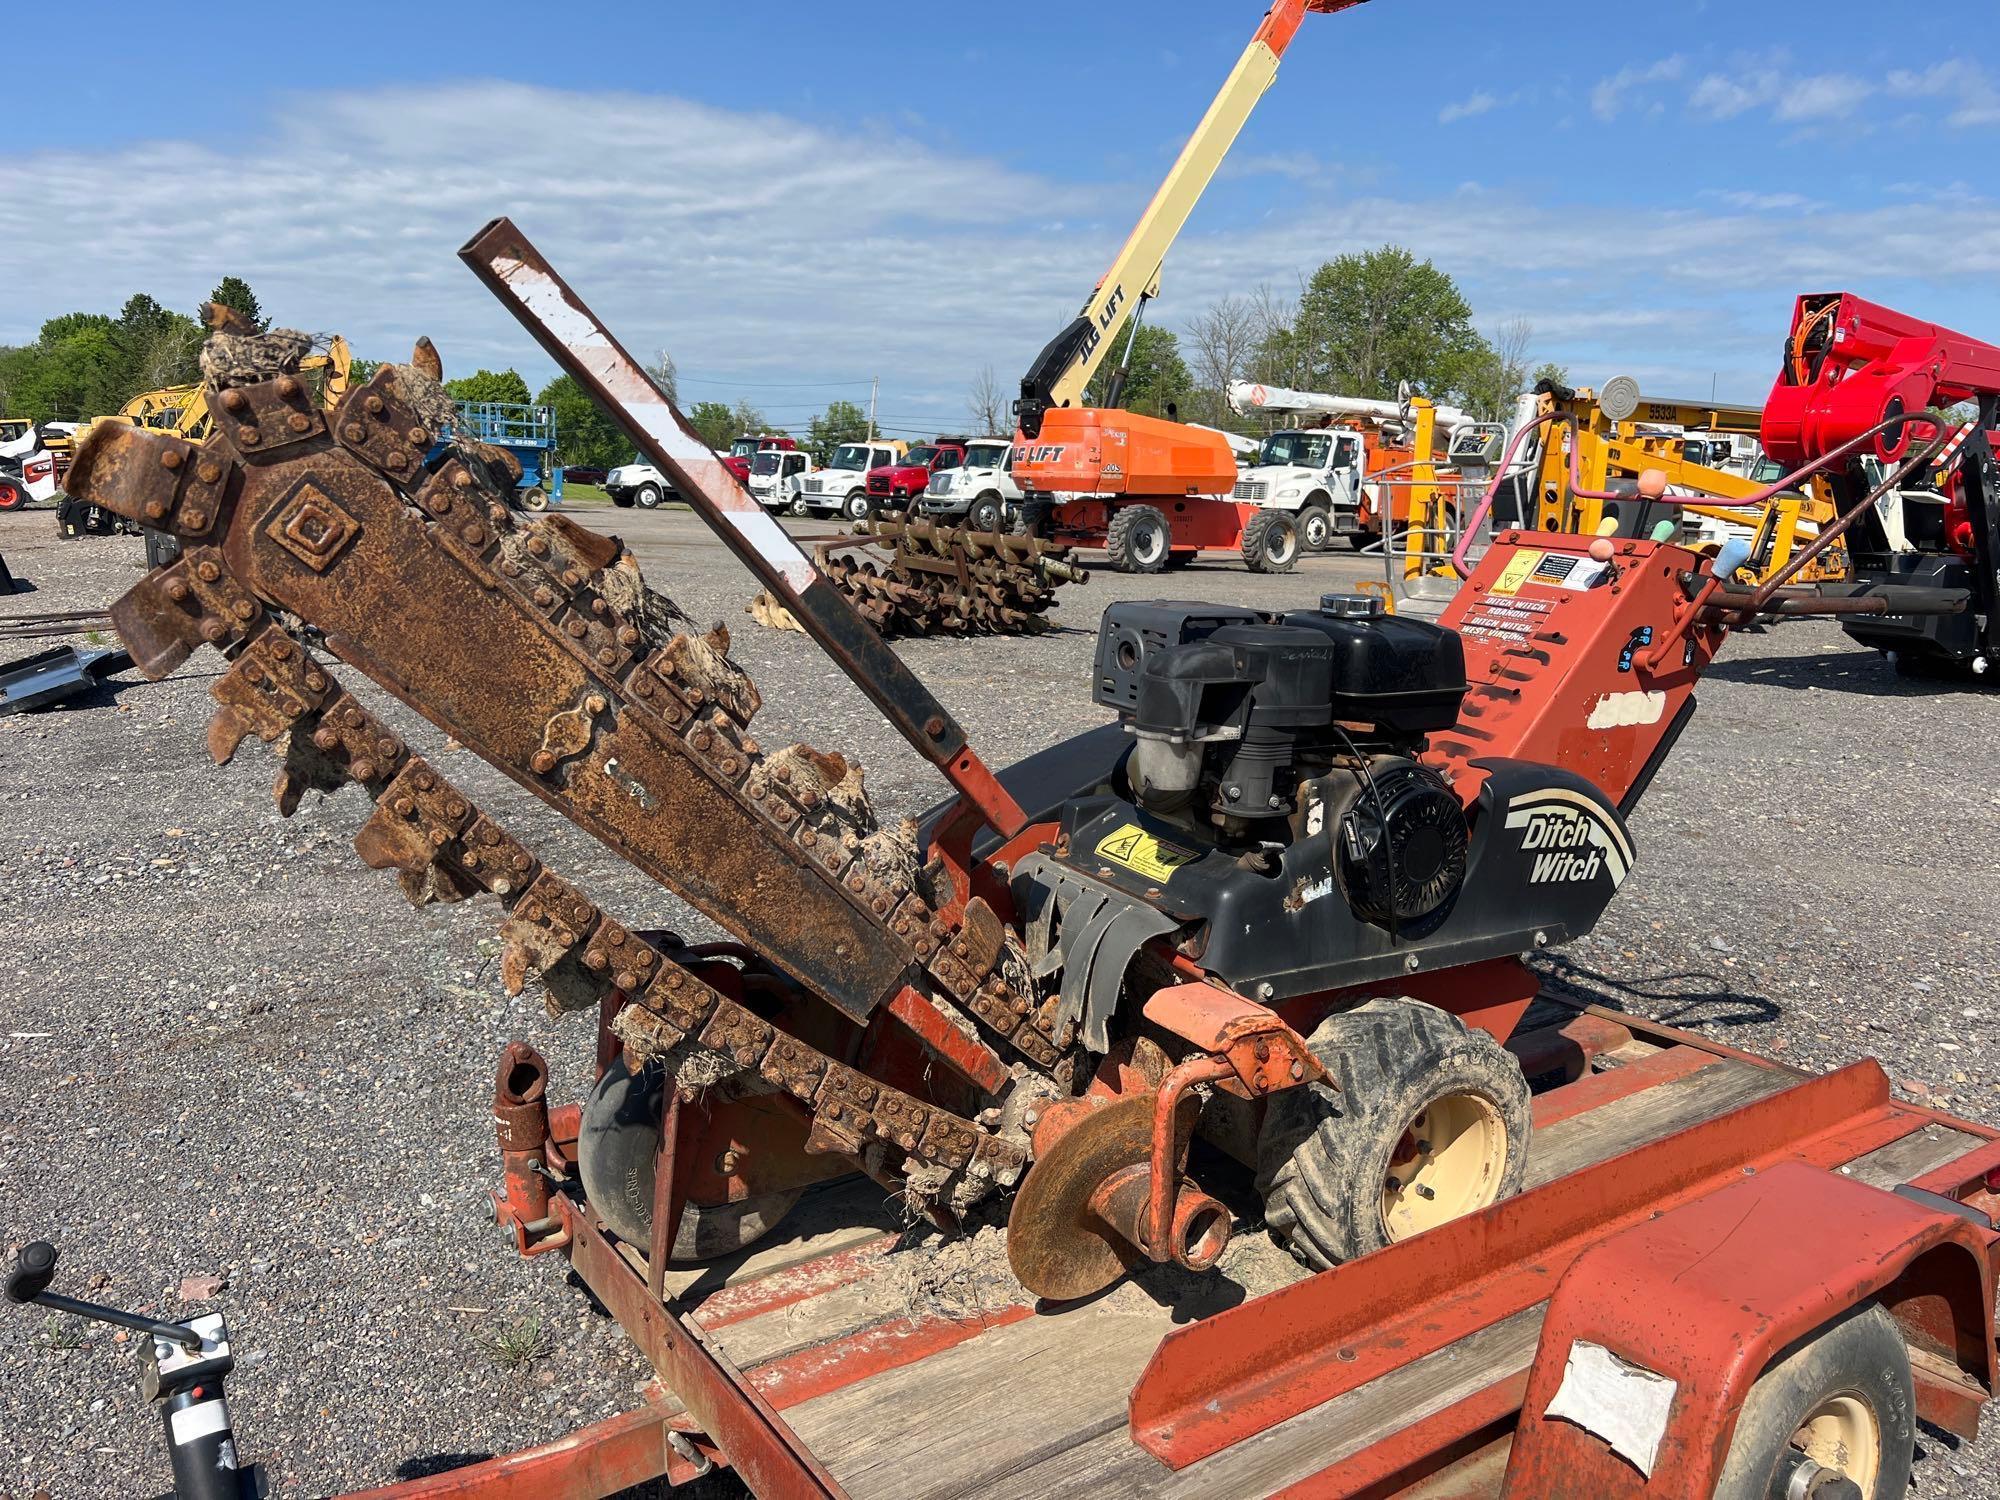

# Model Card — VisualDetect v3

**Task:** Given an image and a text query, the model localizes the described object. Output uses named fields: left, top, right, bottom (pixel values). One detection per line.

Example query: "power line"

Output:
left=676, top=374, right=877, bottom=390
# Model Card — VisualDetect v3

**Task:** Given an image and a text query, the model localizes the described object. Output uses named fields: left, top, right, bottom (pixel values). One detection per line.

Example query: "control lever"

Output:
left=6, top=1240, right=260, bottom=1500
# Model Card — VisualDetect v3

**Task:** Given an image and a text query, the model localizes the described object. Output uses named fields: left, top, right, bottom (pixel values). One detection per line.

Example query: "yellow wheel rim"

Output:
left=1794, top=1393, right=1882, bottom=1498
left=1382, top=1091, right=1508, bottom=1239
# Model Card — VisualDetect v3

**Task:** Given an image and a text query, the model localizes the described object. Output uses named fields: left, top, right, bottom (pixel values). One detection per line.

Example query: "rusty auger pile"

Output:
left=811, top=515, right=1086, bottom=638
left=65, top=320, right=1069, bottom=1218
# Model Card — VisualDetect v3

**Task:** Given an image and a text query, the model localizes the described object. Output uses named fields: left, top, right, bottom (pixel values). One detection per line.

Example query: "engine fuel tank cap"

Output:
left=1319, top=592, right=1385, bottom=618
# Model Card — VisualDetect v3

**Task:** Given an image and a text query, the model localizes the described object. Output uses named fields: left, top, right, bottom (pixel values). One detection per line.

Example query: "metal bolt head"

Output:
left=197, top=462, right=222, bottom=484
left=364, top=395, right=385, bottom=416
left=277, top=376, right=301, bottom=398
left=160, top=448, right=183, bottom=470
left=221, top=389, right=246, bottom=412
left=287, top=412, right=311, bottom=434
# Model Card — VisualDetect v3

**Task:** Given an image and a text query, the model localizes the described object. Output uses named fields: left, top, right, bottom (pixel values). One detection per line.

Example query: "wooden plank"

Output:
left=782, top=1060, right=1796, bottom=1498
left=982, top=1307, right=1548, bottom=1500
left=780, top=1280, right=1182, bottom=1500
left=1839, top=1123, right=1985, bottom=1189
left=1524, top=1058, right=1791, bottom=1188
left=663, top=1176, right=901, bottom=1301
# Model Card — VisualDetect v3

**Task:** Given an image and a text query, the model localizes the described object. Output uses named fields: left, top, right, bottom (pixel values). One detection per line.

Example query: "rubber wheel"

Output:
left=969, top=495, right=1003, bottom=534
left=577, top=1057, right=803, bottom=1263
left=1257, top=997, right=1530, bottom=1269
left=1240, top=510, right=1299, bottom=573
left=634, top=483, right=663, bottom=510
left=521, top=487, right=550, bottom=512
left=1299, top=502, right=1333, bottom=552
left=0, top=480, right=23, bottom=512
left=143, top=530, right=183, bottom=569
left=788, top=492, right=809, bottom=516
left=844, top=491, right=871, bottom=521
left=612, top=492, right=636, bottom=509
left=1106, top=505, right=1170, bottom=574
left=1713, top=1301, right=1913, bottom=1500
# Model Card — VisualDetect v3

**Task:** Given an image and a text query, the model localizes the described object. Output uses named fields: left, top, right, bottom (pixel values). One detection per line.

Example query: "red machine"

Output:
left=1761, top=292, right=2000, bottom=672
left=28, top=237, right=2000, bottom=1500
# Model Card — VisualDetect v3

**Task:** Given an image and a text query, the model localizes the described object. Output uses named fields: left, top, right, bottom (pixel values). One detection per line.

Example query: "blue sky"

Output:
left=7, top=0, right=1998, bottom=436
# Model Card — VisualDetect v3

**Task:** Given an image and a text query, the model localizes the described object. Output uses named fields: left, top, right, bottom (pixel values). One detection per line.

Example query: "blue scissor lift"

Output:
left=437, top=401, right=564, bottom=508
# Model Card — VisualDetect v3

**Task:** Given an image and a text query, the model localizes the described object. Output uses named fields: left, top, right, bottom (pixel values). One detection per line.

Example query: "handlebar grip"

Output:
left=5, top=1241, right=57, bottom=1304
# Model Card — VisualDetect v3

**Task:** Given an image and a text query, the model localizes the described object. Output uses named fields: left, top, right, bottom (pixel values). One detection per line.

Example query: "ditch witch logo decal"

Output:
left=1503, top=789, right=1632, bottom=888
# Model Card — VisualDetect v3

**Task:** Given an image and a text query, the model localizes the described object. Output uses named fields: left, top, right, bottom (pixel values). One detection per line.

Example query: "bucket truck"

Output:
left=1227, top=379, right=1483, bottom=549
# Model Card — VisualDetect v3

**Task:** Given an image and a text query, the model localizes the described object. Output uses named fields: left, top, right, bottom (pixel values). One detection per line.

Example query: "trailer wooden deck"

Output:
left=617, top=1001, right=1997, bottom=1499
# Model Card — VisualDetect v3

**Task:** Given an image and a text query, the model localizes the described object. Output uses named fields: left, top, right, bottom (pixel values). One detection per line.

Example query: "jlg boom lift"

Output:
left=1011, top=0, right=1367, bottom=573
left=23, top=218, right=2000, bottom=1499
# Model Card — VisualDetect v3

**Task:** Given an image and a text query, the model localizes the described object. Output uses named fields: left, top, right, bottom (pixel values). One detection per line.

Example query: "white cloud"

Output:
left=1438, top=91, right=1498, bottom=125
left=1690, top=70, right=1772, bottom=119
left=5, top=82, right=2000, bottom=426
left=1888, top=59, right=2000, bottom=128
left=1590, top=56, right=1685, bottom=122
left=1774, top=73, right=1872, bottom=122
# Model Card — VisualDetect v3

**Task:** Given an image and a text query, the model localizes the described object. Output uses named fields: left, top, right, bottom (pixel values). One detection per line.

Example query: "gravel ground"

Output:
left=0, top=503, right=1994, bottom=1497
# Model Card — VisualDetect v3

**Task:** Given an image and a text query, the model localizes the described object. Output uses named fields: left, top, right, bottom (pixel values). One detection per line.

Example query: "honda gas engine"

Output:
left=1093, top=595, right=1470, bottom=929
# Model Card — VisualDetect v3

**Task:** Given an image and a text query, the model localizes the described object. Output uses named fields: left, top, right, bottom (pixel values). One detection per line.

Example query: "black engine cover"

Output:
left=1037, top=757, right=1632, bottom=1000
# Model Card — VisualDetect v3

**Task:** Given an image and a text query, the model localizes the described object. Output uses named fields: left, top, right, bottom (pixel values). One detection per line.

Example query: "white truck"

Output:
left=919, top=438, right=1021, bottom=532
left=798, top=439, right=906, bottom=521
left=1230, top=427, right=1371, bottom=551
left=1226, top=380, right=1482, bottom=550
left=604, top=457, right=672, bottom=510
left=745, top=448, right=815, bottom=514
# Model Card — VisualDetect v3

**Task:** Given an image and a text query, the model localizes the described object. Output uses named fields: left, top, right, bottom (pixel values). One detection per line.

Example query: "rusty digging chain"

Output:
left=63, top=349, right=1054, bottom=1204
left=206, top=619, right=1029, bottom=1198
left=812, top=516, right=1087, bottom=639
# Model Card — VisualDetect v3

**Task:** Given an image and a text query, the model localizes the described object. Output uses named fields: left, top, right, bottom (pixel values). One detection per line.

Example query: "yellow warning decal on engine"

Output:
left=1490, top=549, right=1544, bottom=596
left=1095, top=823, right=1201, bottom=882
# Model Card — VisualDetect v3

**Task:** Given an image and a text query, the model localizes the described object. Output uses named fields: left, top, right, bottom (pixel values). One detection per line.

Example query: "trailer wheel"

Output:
left=1107, top=505, right=1170, bottom=573
left=521, top=487, right=549, bottom=512
left=1240, top=510, right=1299, bottom=573
left=1714, top=1301, right=1913, bottom=1500
left=578, top=1056, right=804, bottom=1262
left=635, top=483, right=664, bottom=509
left=1257, top=997, right=1529, bottom=1269
left=1299, top=501, right=1332, bottom=551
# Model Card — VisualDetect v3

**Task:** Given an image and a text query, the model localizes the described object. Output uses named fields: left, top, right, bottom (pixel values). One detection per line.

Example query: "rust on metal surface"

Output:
left=65, top=331, right=1039, bottom=1218
left=784, top=516, right=1088, bottom=639
left=456, top=216, right=1029, bottom=842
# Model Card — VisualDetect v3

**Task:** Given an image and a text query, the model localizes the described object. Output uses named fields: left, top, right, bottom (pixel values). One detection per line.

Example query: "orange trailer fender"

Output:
left=1504, top=1159, right=1996, bottom=1496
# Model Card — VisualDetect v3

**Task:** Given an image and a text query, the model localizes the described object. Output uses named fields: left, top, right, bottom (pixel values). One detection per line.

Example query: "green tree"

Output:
left=1531, top=360, right=1570, bottom=390
left=348, top=357, right=385, bottom=385
left=687, top=400, right=737, bottom=451
left=206, top=276, right=267, bottom=332
left=114, top=294, right=203, bottom=393
left=535, top=374, right=630, bottom=469
left=806, top=399, right=870, bottom=465
left=14, top=323, right=124, bottom=420
left=445, top=368, right=532, bottom=406
left=729, top=398, right=769, bottom=438
left=1084, top=324, right=1193, bottom=419
left=1284, top=247, right=1487, bottom=403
